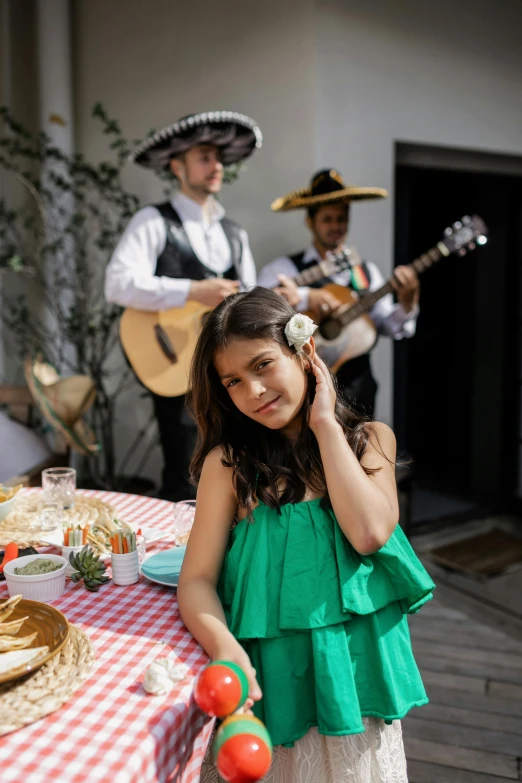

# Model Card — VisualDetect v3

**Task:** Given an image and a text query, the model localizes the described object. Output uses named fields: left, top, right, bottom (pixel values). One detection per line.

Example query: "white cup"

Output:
left=111, top=549, right=139, bottom=586
left=62, top=544, right=84, bottom=578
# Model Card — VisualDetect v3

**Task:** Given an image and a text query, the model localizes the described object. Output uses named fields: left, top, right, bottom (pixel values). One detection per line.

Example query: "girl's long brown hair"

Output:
left=187, top=287, right=373, bottom=513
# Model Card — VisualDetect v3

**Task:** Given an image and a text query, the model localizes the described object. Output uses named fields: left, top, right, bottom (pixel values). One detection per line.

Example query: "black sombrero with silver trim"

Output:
left=131, top=111, right=262, bottom=172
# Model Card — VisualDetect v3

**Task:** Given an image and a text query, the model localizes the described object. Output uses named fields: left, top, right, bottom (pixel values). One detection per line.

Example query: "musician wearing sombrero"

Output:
left=259, top=169, right=420, bottom=417
left=105, top=111, right=268, bottom=501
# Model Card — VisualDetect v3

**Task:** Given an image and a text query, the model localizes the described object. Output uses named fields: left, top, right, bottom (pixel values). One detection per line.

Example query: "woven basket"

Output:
left=0, top=624, right=94, bottom=735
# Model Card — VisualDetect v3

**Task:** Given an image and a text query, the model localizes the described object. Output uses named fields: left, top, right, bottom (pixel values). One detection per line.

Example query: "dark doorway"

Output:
left=394, top=163, right=522, bottom=527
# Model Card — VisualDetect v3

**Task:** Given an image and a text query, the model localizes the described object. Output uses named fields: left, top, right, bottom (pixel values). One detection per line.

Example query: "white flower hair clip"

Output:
left=284, top=313, right=318, bottom=354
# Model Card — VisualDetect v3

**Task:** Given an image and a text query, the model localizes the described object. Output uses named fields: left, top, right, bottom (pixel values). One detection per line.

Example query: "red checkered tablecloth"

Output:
left=0, top=490, right=213, bottom=783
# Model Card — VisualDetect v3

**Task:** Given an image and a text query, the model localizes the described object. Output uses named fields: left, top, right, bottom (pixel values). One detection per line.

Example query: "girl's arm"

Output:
left=177, top=448, right=262, bottom=701
left=309, top=351, right=399, bottom=556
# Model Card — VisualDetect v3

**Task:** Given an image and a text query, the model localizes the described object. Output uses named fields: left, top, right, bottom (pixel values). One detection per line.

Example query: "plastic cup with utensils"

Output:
left=111, top=549, right=139, bottom=586
left=62, top=544, right=84, bottom=578
left=41, top=467, right=77, bottom=510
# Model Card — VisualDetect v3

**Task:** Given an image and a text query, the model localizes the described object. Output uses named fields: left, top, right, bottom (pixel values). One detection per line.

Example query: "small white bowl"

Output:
left=0, top=493, right=17, bottom=524
left=4, top=554, right=67, bottom=601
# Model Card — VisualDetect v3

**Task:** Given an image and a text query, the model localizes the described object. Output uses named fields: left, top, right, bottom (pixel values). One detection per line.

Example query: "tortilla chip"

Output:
left=0, top=485, right=22, bottom=503
left=0, top=646, right=49, bottom=674
left=0, top=595, right=22, bottom=623
left=0, top=632, right=37, bottom=652
left=0, top=616, right=28, bottom=635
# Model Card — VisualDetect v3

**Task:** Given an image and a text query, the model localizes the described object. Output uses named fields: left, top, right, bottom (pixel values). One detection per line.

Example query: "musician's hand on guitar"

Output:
left=308, top=288, right=343, bottom=319
left=391, top=266, right=419, bottom=313
left=274, top=274, right=301, bottom=308
left=188, top=278, right=240, bottom=307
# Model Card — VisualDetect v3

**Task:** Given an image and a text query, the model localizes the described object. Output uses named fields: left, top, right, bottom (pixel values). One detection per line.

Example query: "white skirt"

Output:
left=200, top=718, right=408, bottom=783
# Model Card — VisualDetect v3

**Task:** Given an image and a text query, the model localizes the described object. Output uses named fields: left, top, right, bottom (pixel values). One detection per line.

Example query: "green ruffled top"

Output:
left=218, top=499, right=435, bottom=747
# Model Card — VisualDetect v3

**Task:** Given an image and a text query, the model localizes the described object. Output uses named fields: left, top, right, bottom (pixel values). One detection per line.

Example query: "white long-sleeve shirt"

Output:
left=258, top=245, right=418, bottom=339
left=105, top=191, right=257, bottom=311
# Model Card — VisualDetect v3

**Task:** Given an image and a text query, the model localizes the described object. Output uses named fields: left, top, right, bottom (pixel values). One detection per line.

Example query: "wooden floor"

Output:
left=404, top=596, right=522, bottom=782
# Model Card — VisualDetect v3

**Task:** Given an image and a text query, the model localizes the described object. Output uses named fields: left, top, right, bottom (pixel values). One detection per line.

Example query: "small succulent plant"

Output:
left=69, top=545, right=110, bottom=592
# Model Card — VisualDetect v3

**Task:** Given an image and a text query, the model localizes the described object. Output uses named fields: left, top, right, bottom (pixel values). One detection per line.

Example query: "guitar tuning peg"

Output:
left=453, top=221, right=462, bottom=230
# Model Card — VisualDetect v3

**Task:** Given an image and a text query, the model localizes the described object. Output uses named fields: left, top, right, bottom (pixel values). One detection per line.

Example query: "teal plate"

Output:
left=140, top=546, right=186, bottom=587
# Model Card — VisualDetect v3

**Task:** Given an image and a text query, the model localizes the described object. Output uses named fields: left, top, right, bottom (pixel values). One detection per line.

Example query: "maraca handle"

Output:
left=194, top=660, right=249, bottom=718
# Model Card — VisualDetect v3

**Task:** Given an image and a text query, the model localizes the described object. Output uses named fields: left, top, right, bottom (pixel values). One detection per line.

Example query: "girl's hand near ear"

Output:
left=309, top=354, right=338, bottom=434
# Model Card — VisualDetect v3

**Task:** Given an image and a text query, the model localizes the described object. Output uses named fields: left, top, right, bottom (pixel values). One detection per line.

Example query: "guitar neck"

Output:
left=335, top=241, right=449, bottom=327
left=291, top=250, right=354, bottom=288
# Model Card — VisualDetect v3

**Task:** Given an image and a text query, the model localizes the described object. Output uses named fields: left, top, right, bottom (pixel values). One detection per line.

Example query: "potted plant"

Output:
left=0, top=104, right=156, bottom=492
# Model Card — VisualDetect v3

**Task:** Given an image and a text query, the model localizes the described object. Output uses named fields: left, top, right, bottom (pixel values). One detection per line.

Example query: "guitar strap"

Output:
left=289, top=250, right=372, bottom=292
left=349, top=262, right=371, bottom=292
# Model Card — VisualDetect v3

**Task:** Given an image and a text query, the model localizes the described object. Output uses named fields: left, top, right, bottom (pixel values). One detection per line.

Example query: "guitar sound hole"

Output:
left=319, top=317, right=342, bottom=341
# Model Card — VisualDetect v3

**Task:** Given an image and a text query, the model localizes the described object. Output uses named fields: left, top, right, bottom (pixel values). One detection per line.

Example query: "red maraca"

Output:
left=194, top=661, right=249, bottom=718
left=213, top=714, right=273, bottom=783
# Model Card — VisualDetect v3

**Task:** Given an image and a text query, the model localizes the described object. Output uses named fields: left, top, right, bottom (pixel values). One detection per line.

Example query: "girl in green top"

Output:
left=178, top=287, right=434, bottom=782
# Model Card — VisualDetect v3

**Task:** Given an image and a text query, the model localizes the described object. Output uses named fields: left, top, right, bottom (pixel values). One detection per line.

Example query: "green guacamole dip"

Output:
left=14, top=559, right=62, bottom=575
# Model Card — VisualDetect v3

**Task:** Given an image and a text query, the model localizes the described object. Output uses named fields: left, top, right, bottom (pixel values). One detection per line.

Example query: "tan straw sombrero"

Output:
left=24, top=356, right=100, bottom=456
left=271, top=169, right=388, bottom=212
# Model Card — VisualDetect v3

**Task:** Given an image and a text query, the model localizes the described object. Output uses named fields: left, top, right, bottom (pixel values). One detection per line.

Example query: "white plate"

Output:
left=139, top=527, right=169, bottom=546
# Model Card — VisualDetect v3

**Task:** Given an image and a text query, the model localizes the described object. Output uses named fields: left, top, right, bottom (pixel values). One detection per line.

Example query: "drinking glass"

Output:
left=173, top=499, right=196, bottom=546
left=136, top=534, right=147, bottom=565
left=41, top=467, right=77, bottom=510
left=38, top=498, right=63, bottom=531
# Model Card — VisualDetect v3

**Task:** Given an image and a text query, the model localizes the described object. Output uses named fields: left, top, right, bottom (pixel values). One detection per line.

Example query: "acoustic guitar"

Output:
left=119, top=249, right=355, bottom=397
left=312, top=215, right=488, bottom=373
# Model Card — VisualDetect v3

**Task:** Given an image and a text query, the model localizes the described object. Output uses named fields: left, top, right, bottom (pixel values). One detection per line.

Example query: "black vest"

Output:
left=154, top=202, right=242, bottom=281
left=289, top=250, right=372, bottom=291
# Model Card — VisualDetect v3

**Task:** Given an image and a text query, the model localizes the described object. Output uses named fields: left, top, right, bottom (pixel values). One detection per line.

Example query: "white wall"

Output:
left=315, top=0, right=522, bottom=423
left=74, top=0, right=317, bottom=263
left=72, top=0, right=317, bottom=482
